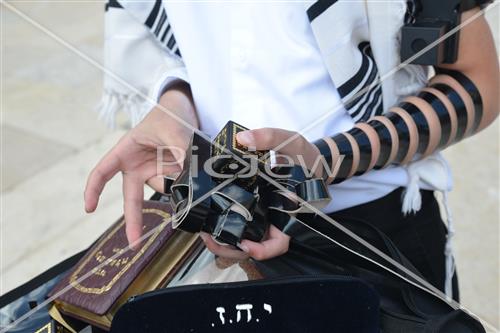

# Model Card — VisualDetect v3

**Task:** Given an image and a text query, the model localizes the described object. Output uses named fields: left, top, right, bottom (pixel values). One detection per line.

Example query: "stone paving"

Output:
left=1, top=1, right=499, bottom=330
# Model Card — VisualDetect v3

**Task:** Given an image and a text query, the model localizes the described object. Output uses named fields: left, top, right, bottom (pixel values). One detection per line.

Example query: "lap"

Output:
left=256, top=187, right=459, bottom=299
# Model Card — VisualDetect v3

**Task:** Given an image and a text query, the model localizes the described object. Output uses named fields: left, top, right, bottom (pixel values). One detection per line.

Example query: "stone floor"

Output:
left=1, top=1, right=499, bottom=331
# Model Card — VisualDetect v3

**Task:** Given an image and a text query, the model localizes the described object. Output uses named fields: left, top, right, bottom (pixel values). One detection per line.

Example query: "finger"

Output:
left=236, top=128, right=307, bottom=156
left=146, top=176, right=165, bottom=194
left=240, top=225, right=290, bottom=261
left=237, top=128, right=322, bottom=173
left=157, top=147, right=185, bottom=175
left=84, top=150, right=121, bottom=213
left=123, top=173, right=145, bottom=248
left=199, top=233, right=249, bottom=261
left=145, top=159, right=182, bottom=194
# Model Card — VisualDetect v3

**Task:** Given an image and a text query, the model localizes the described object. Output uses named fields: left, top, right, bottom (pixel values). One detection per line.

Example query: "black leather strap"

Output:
left=418, top=91, right=452, bottom=148
left=431, top=83, right=468, bottom=141
left=399, top=102, right=430, bottom=154
left=386, top=112, right=410, bottom=163
left=349, top=128, right=372, bottom=175
left=438, top=69, right=483, bottom=133
left=331, top=133, right=354, bottom=182
left=313, top=138, right=334, bottom=177
left=368, top=119, right=393, bottom=169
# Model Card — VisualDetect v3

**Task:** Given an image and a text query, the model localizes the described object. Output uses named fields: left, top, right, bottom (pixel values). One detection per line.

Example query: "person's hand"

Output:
left=84, top=85, right=198, bottom=247
left=236, top=127, right=322, bottom=175
left=200, top=127, right=319, bottom=261
left=200, top=225, right=291, bottom=261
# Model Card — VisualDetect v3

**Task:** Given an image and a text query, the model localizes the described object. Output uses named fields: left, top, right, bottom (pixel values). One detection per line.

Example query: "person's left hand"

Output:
left=199, top=224, right=291, bottom=261
left=200, top=127, right=320, bottom=261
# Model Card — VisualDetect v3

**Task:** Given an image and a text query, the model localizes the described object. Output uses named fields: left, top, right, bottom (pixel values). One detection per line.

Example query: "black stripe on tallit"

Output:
left=344, top=67, right=378, bottom=114
left=307, top=0, right=338, bottom=21
left=167, top=35, right=177, bottom=49
left=145, top=0, right=162, bottom=28
left=160, top=24, right=171, bottom=43
left=359, top=85, right=383, bottom=122
left=154, top=10, right=167, bottom=36
left=105, top=0, right=122, bottom=11
left=338, top=42, right=375, bottom=99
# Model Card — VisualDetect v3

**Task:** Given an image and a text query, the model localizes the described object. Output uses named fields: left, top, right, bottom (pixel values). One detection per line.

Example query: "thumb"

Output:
left=236, top=128, right=299, bottom=151
left=236, top=130, right=257, bottom=147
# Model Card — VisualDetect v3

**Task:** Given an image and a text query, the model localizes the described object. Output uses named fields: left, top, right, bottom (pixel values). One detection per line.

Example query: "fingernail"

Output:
left=84, top=200, right=93, bottom=213
left=128, top=239, right=140, bottom=250
left=239, top=243, right=250, bottom=253
left=237, top=131, right=254, bottom=146
left=199, top=233, right=208, bottom=241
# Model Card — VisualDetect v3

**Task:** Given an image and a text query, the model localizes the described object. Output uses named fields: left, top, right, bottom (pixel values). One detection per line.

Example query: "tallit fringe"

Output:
left=402, top=161, right=455, bottom=299
left=97, top=90, right=153, bottom=128
left=401, top=171, right=422, bottom=214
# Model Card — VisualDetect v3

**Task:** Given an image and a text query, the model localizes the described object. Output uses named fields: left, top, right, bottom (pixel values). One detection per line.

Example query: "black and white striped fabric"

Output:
left=100, top=0, right=186, bottom=127
left=101, top=0, right=453, bottom=290
left=144, top=1, right=180, bottom=56
left=105, top=0, right=430, bottom=126
left=338, top=42, right=384, bottom=122
left=304, top=0, right=424, bottom=123
left=107, top=0, right=180, bottom=56
left=101, top=0, right=438, bottom=216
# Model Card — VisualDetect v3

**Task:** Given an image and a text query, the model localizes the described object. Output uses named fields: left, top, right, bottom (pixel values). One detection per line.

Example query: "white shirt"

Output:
left=157, top=2, right=436, bottom=212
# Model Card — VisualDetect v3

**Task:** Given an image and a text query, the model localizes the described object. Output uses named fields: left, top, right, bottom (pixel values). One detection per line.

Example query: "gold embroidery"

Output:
left=34, top=322, right=51, bottom=333
left=69, top=209, right=170, bottom=294
left=213, top=127, right=227, bottom=156
left=231, top=123, right=267, bottom=163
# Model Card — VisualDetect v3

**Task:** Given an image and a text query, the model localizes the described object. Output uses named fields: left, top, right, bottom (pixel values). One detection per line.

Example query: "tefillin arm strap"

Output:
left=314, top=70, right=483, bottom=184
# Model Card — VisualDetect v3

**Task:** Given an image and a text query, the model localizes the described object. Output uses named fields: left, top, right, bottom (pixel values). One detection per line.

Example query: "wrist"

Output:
left=153, top=84, right=199, bottom=132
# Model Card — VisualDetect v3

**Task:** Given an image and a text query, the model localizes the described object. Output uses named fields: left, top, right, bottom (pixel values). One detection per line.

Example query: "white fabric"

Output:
left=99, top=5, right=185, bottom=127
left=154, top=2, right=452, bottom=213
left=102, top=0, right=456, bottom=296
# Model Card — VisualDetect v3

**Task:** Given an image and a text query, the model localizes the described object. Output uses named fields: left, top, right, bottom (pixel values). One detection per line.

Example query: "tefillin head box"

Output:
left=210, top=121, right=269, bottom=179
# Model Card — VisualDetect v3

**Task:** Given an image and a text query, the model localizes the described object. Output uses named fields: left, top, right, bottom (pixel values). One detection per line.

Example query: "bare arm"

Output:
left=438, top=8, right=499, bottom=130
left=310, top=8, right=499, bottom=183
left=235, top=8, right=499, bottom=185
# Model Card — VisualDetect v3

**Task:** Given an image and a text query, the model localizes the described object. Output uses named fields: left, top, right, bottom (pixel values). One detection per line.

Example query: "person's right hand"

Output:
left=84, top=84, right=198, bottom=247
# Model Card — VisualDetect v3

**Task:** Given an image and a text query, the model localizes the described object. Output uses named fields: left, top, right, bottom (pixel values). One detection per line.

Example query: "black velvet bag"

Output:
left=110, top=275, right=380, bottom=333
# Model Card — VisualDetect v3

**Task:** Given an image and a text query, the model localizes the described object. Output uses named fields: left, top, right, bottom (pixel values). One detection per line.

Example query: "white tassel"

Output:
left=401, top=154, right=450, bottom=215
left=402, top=166, right=422, bottom=215
left=402, top=155, right=455, bottom=297
left=96, top=90, right=153, bottom=128
left=96, top=91, right=118, bottom=128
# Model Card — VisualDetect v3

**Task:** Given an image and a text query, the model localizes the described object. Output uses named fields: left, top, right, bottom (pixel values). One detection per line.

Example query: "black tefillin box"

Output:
left=210, top=121, right=269, bottom=188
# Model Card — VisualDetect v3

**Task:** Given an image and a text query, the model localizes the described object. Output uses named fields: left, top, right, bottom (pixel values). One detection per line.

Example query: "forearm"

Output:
left=157, top=81, right=198, bottom=129
left=149, top=81, right=197, bottom=129
left=314, top=9, right=499, bottom=184
left=315, top=69, right=489, bottom=183
left=134, top=81, right=198, bottom=150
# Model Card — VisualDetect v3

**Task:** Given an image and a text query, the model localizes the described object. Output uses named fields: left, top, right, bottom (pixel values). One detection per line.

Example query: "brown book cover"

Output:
left=49, top=200, right=200, bottom=329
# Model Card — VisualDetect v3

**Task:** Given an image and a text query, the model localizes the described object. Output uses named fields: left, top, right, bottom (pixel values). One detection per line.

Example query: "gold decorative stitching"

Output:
left=69, top=209, right=170, bottom=294
left=213, top=127, right=227, bottom=156
left=232, top=123, right=267, bottom=163
left=34, top=322, right=51, bottom=333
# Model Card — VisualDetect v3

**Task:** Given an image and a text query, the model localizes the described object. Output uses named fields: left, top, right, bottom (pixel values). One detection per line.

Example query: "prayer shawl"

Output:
left=100, top=0, right=455, bottom=297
